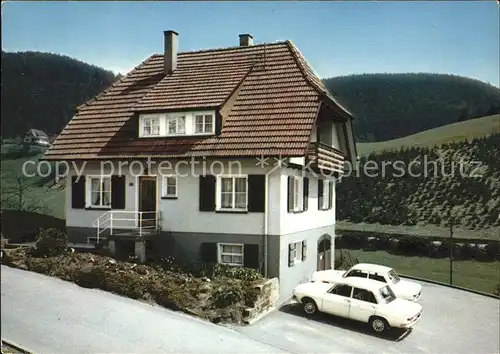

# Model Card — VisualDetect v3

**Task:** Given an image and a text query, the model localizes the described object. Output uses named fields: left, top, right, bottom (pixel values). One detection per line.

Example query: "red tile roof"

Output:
left=43, top=40, right=351, bottom=160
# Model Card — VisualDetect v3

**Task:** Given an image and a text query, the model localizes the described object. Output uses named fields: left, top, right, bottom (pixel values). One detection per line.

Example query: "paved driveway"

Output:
left=230, top=279, right=500, bottom=354
left=1, top=266, right=288, bottom=354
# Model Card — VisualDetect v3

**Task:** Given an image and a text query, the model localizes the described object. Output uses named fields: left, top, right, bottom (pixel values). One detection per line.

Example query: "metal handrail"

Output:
left=91, top=211, right=160, bottom=244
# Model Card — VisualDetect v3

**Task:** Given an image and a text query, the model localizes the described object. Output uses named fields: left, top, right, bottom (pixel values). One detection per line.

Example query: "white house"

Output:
left=43, top=31, right=357, bottom=302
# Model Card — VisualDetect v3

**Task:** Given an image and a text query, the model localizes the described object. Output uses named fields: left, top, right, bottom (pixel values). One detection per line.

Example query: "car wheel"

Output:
left=370, top=316, right=389, bottom=333
left=302, top=298, right=318, bottom=316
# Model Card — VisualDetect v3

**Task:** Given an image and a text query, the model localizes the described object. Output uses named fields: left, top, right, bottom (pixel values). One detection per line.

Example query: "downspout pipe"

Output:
left=264, top=167, right=273, bottom=278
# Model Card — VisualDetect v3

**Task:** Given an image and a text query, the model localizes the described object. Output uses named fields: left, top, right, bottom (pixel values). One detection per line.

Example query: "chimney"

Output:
left=164, top=30, right=178, bottom=75
left=239, top=34, right=253, bottom=47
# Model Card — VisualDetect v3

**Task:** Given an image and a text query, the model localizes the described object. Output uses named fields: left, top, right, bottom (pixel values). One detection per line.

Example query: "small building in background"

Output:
left=23, top=129, right=50, bottom=146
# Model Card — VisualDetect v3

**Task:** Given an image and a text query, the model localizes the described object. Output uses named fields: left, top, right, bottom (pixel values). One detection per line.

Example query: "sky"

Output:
left=2, top=1, right=499, bottom=86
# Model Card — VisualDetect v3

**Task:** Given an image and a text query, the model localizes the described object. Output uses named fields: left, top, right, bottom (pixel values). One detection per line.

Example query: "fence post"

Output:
left=449, top=221, right=453, bottom=285
left=110, top=212, right=113, bottom=236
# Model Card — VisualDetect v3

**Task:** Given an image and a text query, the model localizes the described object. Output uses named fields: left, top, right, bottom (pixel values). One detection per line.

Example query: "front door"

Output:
left=138, top=176, right=157, bottom=228
left=317, top=236, right=332, bottom=271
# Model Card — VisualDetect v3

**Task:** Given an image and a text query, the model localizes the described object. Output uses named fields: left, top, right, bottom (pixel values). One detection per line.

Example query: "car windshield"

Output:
left=379, top=285, right=397, bottom=303
left=387, top=269, right=400, bottom=284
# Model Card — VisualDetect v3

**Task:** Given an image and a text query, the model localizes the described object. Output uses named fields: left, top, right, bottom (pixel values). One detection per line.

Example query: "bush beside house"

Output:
left=2, top=229, right=277, bottom=325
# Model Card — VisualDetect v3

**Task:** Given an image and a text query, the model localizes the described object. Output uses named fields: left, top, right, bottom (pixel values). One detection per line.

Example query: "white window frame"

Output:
left=161, top=175, right=177, bottom=198
left=321, top=180, right=330, bottom=210
left=218, top=243, right=244, bottom=267
left=194, top=113, right=215, bottom=134
left=291, top=241, right=303, bottom=264
left=166, top=114, right=186, bottom=135
left=140, top=116, right=160, bottom=137
left=86, top=175, right=112, bottom=209
left=216, top=175, right=248, bottom=212
left=293, top=177, right=304, bottom=212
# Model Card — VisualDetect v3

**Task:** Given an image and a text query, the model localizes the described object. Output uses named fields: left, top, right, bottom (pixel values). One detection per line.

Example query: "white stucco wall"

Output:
left=277, top=168, right=336, bottom=236
left=65, top=160, right=336, bottom=237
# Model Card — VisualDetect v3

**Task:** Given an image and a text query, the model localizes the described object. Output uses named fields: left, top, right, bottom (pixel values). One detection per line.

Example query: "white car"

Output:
left=311, top=263, right=422, bottom=301
left=292, top=277, right=423, bottom=333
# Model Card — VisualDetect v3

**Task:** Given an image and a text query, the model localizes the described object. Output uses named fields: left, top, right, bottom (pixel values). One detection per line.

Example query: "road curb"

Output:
left=400, top=274, right=500, bottom=300
left=1, top=339, right=34, bottom=354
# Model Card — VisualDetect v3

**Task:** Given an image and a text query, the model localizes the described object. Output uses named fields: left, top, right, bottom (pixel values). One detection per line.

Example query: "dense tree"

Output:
left=1, top=51, right=119, bottom=137
left=337, top=134, right=500, bottom=230
left=324, top=73, right=500, bottom=142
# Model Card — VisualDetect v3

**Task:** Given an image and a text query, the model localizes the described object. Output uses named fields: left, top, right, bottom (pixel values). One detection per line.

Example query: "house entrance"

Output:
left=138, top=176, right=157, bottom=228
left=317, top=234, right=332, bottom=271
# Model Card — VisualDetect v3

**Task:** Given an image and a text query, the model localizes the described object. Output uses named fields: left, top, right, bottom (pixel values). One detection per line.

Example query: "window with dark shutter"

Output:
left=243, top=244, right=260, bottom=269
left=303, top=177, right=309, bottom=211
left=248, top=175, right=265, bottom=212
left=288, top=243, right=295, bottom=267
left=302, top=240, right=307, bottom=261
left=71, top=176, right=85, bottom=209
left=328, top=181, right=333, bottom=210
left=111, top=175, right=126, bottom=209
left=199, top=175, right=216, bottom=211
left=200, top=242, right=218, bottom=263
left=318, top=179, right=324, bottom=210
left=287, top=176, right=294, bottom=212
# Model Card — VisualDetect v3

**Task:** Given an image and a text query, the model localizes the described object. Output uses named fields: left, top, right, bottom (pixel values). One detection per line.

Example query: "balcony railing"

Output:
left=306, top=142, right=345, bottom=174
left=90, top=211, right=160, bottom=244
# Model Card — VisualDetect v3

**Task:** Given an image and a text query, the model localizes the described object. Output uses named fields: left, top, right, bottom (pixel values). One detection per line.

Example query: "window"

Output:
left=319, top=179, right=334, bottom=211
left=218, top=243, right=244, bottom=266
left=142, top=117, right=160, bottom=136
left=87, top=176, right=111, bottom=208
left=344, top=269, right=368, bottom=279
left=379, top=285, right=397, bottom=303
left=329, top=284, right=352, bottom=297
left=195, top=114, right=214, bottom=134
left=217, top=176, right=247, bottom=211
left=162, top=176, right=177, bottom=198
left=387, top=269, right=401, bottom=284
left=352, top=288, right=378, bottom=304
left=167, top=115, right=186, bottom=135
left=290, top=241, right=303, bottom=263
left=369, top=273, right=386, bottom=283
left=288, top=176, right=304, bottom=212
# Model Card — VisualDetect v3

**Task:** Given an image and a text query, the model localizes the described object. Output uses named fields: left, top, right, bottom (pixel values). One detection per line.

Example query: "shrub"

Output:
left=105, top=272, right=146, bottom=299
left=74, top=266, right=107, bottom=289
left=31, top=228, right=67, bottom=257
left=494, top=283, right=500, bottom=297
left=26, top=256, right=60, bottom=275
left=213, top=285, right=244, bottom=308
left=243, top=285, right=261, bottom=307
left=213, top=264, right=262, bottom=281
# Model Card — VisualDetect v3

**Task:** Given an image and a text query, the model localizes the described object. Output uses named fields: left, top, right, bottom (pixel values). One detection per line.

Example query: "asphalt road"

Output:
left=2, top=265, right=499, bottom=354
left=230, top=279, right=500, bottom=354
left=1, top=266, right=289, bottom=354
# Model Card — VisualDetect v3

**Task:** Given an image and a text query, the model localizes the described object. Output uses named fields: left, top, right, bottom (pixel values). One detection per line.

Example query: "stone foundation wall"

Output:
left=242, top=277, right=279, bottom=324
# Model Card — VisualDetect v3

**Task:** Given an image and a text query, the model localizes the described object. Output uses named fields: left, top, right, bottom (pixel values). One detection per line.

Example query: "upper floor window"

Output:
left=217, top=176, right=247, bottom=211
left=319, top=179, right=334, bottom=211
left=142, top=117, right=160, bottom=136
left=138, top=111, right=216, bottom=138
left=167, top=115, right=186, bottom=135
left=287, top=176, right=308, bottom=213
left=87, top=176, right=111, bottom=208
left=195, top=114, right=214, bottom=134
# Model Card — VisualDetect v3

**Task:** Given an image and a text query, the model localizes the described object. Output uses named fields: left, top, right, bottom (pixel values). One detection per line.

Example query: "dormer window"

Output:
left=138, top=110, right=216, bottom=138
left=167, top=115, right=186, bottom=135
left=142, top=116, right=160, bottom=136
left=195, top=114, right=214, bottom=134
